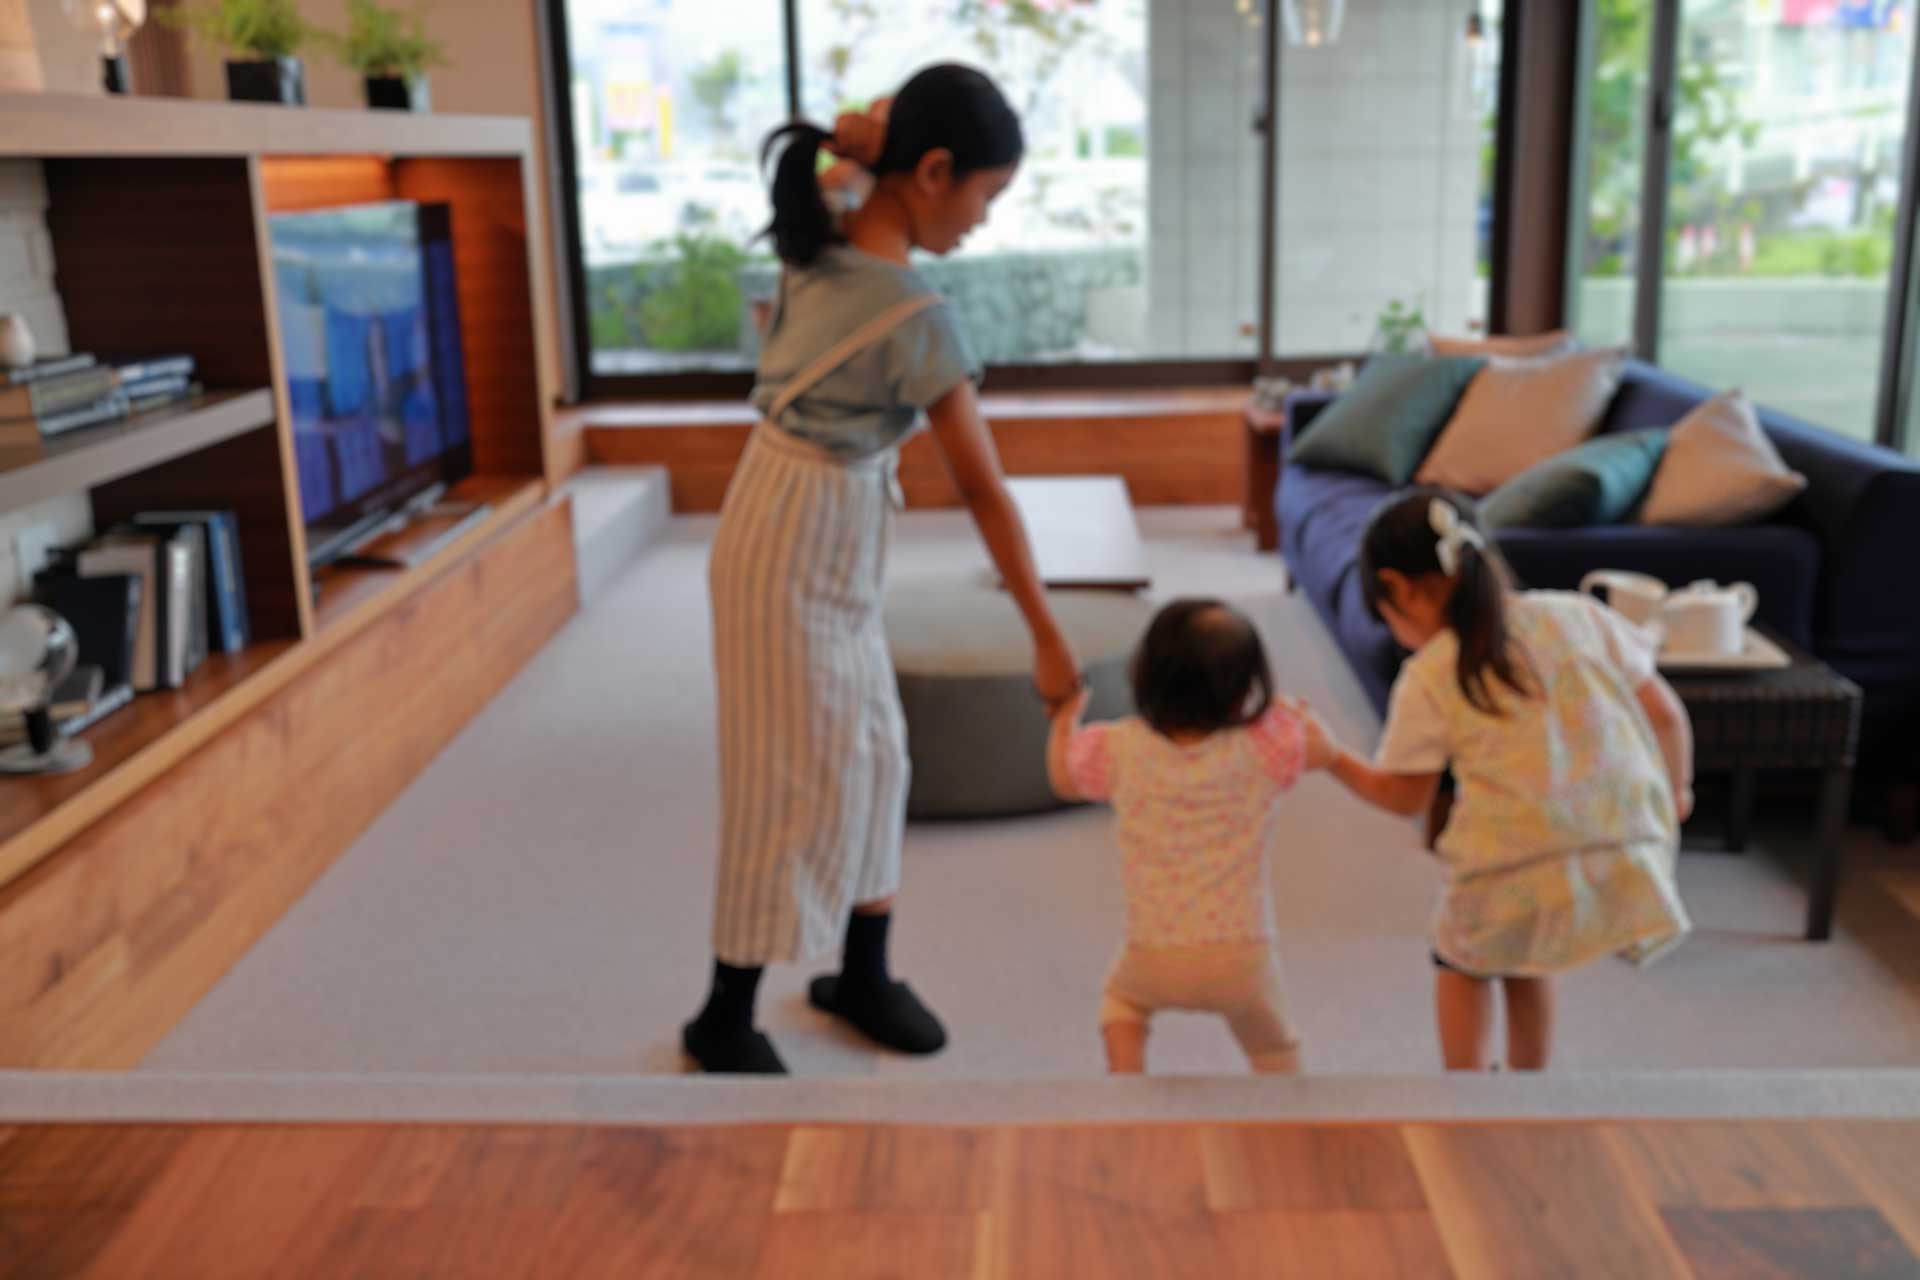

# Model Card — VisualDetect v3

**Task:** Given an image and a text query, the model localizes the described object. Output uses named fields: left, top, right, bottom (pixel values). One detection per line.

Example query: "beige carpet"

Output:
left=140, top=509, right=1920, bottom=1080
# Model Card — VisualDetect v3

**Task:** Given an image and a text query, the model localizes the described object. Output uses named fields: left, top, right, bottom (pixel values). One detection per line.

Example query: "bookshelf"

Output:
left=0, top=389, right=275, bottom=512
left=0, top=93, right=575, bottom=1069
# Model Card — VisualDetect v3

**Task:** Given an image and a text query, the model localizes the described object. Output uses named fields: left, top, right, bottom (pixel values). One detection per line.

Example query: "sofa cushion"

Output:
left=1289, top=352, right=1485, bottom=485
left=1417, top=347, right=1628, bottom=495
left=1639, top=390, right=1808, bottom=527
left=1481, top=428, right=1668, bottom=530
left=1494, top=523, right=1821, bottom=648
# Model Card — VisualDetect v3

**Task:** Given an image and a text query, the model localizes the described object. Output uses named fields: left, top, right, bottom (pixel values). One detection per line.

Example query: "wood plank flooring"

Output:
left=3, top=1119, right=1918, bottom=1278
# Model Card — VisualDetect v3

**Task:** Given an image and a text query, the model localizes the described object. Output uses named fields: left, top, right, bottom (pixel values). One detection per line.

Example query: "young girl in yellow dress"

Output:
left=1299, top=490, right=1695, bottom=1072
left=684, top=65, right=1081, bottom=1074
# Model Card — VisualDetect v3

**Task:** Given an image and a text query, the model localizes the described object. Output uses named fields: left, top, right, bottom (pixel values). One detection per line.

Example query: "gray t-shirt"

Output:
left=751, top=245, right=980, bottom=459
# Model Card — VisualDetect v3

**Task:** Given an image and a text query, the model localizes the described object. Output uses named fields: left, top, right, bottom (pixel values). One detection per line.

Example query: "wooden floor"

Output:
left=3, top=1118, right=1919, bottom=1278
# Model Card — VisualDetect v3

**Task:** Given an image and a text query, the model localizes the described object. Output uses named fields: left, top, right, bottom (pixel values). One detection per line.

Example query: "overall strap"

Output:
left=768, top=292, right=944, bottom=423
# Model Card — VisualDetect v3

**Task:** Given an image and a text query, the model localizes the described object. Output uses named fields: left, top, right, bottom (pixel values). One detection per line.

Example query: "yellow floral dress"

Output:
left=1375, top=592, right=1691, bottom=976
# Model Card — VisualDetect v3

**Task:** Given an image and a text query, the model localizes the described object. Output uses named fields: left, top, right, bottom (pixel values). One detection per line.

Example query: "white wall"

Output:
left=0, top=161, right=97, bottom=605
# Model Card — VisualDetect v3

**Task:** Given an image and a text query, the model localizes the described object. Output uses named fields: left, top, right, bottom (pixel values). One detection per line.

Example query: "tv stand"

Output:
left=332, top=499, right=493, bottom=571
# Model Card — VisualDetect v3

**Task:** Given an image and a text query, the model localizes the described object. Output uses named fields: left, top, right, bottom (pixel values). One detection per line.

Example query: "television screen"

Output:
left=268, top=200, right=472, bottom=567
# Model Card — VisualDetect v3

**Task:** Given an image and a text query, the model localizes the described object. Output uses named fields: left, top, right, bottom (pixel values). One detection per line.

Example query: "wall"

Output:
left=1, top=0, right=41, bottom=90
left=0, top=162, right=96, bottom=604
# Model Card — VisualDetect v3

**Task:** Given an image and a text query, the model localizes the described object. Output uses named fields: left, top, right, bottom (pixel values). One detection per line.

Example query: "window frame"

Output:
left=540, top=0, right=1517, bottom=401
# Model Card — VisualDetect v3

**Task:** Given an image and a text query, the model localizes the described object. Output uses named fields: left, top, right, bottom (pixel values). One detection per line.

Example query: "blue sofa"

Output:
left=1277, top=359, right=1920, bottom=783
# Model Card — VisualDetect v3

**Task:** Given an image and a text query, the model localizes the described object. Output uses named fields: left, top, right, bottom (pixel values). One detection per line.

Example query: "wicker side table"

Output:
left=1666, top=634, right=1862, bottom=941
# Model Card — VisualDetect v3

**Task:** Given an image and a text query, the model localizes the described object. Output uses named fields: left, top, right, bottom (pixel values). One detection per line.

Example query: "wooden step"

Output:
left=571, top=387, right=1250, bottom=512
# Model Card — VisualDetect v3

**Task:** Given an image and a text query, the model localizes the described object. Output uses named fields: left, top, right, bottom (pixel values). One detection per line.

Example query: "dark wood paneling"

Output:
left=0, top=499, right=576, bottom=1069
left=393, top=158, right=549, bottom=480
left=257, top=156, right=398, bottom=214
left=44, top=158, right=273, bottom=391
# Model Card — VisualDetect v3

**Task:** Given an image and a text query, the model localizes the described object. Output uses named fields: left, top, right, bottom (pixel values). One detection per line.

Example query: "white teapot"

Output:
left=1580, top=571, right=1758, bottom=656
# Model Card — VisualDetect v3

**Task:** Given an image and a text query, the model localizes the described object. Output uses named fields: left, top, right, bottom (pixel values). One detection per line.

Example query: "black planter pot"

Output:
left=226, top=57, right=306, bottom=105
left=364, top=74, right=431, bottom=112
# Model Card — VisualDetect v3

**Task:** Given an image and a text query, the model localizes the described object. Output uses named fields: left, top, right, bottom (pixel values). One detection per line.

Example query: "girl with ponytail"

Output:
left=685, top=65, right=1079, bottom=1074
left=1292, top=489, right=1695, bottom=1073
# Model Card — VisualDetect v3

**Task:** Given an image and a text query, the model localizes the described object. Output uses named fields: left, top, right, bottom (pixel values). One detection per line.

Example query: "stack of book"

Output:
left=0, top=352, right=201, bottom=445
left=34, top=510, right=249, bottom=717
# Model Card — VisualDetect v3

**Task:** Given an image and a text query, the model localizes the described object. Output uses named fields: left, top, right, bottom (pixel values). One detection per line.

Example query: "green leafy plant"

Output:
left=635, top=234, right=751, bottom=353
left=160, top=0, right=312, bottom=59
left=1373, top=297, right=1427, bottom=354
left=322, top=0, right=447, bottom=79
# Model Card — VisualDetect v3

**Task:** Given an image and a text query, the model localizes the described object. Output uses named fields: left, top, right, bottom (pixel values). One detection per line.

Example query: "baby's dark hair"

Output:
left=760, top=63, right=1024, bottom=267
left=1131, top=599, right=1273, bottom=737
left=1360, top=488, right=1529, bottom=715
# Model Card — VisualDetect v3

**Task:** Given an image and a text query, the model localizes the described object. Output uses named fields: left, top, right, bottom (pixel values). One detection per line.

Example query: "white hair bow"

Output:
left=1428, top=499, right=1485, bottom=577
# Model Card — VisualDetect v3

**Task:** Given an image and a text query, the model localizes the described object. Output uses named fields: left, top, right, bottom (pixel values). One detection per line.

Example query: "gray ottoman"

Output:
left=885, top=581, right=1154, bottom=820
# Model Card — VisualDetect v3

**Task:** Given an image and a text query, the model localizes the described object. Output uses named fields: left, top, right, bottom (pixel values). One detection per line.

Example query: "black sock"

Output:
left=844, top=911, right=891, bottom=989
left=694, top=959, right=763, bottom=1036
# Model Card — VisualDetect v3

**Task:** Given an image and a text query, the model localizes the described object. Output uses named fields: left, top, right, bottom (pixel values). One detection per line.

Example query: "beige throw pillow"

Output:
left=1638, top=389, right=1808, bottom=526
left=1415, top=346, right=1627, bottom=495
left=1428, top=329, right=1577, bottom=359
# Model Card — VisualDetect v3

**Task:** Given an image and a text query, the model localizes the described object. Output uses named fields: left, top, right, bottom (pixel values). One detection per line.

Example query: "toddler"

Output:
left=1048, top=598, right=1325, bottom=1075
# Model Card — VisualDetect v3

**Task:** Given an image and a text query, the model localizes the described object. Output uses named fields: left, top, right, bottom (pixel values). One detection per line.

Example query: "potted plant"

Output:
left=324, top=0, right=446, bottom=112
left=1370, top=296, right=1428, bottom=355
left=162, top=0, right=312, bottom=104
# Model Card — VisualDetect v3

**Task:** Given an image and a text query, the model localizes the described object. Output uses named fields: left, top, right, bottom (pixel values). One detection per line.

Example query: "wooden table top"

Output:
left=1006, top=475, right=1152, bottom=592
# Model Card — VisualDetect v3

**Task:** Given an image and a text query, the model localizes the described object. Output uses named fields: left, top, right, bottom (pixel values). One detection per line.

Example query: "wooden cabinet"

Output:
left=0, top=93, right=578, bottom=1067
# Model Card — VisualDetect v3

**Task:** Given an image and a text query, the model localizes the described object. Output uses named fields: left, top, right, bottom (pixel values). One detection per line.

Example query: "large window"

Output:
left=563, top=0, right=789, bottom=377
left=1659, top=0, right=1913, bottom=441
left=1572, top=0, right=1919, bottom=447
left=551, top=0, right=1510, bottom=388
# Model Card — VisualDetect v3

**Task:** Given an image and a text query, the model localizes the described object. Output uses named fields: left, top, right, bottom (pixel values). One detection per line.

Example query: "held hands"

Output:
left=1033, top=628, right=1084, bottom=716
left=1279, top=696, right=1340, bottom=771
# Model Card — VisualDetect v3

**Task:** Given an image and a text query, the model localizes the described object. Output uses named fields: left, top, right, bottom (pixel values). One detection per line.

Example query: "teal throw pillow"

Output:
left=1290, top=353, right=1487, bottom=485
left=1481, top=428, right=1669, bottom=529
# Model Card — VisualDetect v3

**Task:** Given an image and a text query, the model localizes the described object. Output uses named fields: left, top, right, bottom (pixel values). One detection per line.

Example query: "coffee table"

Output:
left=1006, top=476, right=1151, bottom=591
left=1664, top=632, right=1862, bottom=941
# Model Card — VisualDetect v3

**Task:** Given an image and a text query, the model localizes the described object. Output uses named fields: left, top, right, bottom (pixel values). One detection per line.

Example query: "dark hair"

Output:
left=1359, top=489, right=1530, bottom=715
left=1130, top=599, right=1274, bottom=737
left=761, top=63, right=1024, bottom=267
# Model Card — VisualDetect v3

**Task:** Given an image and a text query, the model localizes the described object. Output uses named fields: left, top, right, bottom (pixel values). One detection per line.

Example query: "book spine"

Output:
left=37, top=392, right=130, bottom=437
left=112, top=356, right=195, bottom=383
left=120, top=373, right=192, bottom=401
left=2, top=353, right=95, bottom=386
left=0, top=372, right=114, bottom=419
left=210, top=514, right=248, bottom=653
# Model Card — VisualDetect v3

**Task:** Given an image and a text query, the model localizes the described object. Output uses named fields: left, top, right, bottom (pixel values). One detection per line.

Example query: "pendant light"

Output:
left=1281, top=0, right=1344, bottom=48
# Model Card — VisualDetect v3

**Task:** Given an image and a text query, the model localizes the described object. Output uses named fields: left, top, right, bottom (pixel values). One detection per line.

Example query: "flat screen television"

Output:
left=268, top=200, right=473, bottom=568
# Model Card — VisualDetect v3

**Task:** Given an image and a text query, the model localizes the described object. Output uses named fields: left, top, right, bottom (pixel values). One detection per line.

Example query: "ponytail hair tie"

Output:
left=1428, top=499, right=1485, bottom=578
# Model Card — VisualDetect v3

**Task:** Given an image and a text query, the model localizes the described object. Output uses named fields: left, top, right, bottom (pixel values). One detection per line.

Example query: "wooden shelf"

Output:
left=0, top=474, right=550, bottom=895
left=0, top=390, right=276, bottom=515
left=0, top=641, right=298, bottom=890
left=310, top=474, right=548, bottom=645
left=0, top=93, right=532, bottom=160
